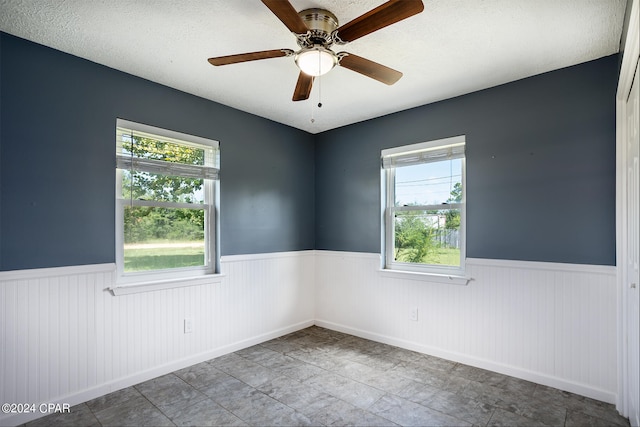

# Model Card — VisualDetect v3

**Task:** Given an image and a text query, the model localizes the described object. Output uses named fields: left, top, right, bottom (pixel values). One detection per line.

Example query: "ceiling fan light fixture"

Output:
left=295, top=46, right=337, bottom=76
left=208, top=0, right=425, bottom=101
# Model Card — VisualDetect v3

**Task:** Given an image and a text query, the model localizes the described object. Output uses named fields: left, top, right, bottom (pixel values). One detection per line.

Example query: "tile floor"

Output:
left=25, top=326, right=630, bottom=426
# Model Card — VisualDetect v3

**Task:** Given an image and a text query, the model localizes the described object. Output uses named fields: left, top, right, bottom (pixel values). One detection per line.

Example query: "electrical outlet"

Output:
left=184, top=317, right=194, bottom=334
left=409, top=307, right=418, bottom=321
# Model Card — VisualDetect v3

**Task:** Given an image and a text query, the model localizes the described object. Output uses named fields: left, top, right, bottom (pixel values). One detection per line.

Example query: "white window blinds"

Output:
left=115, top=119, right=219, bottom=180
left=382, top=141, right=464, bottom=169
left=116, top=156, right=219, bottom=180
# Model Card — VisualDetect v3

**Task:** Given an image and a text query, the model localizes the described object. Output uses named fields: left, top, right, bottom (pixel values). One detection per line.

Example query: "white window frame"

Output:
left=115, top=119, right=219, bottom=285
left=382, top=135, right=466, bottom=278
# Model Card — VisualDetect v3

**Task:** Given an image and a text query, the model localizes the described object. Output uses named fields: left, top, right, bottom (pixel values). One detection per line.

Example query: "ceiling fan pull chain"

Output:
left=311, top=76, right=322, bottom=123
left=311, top=56, right=322, bottom=123
left=318, top=78, right=323, bottom=109
left=317, top=53, right=323, bottom=109
left=310, top=88, right=315, bottom=123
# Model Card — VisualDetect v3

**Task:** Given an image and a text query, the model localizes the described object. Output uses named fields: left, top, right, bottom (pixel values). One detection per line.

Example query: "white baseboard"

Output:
left=315, top=319, right=616, bottom=404
left=1, top=320, right=314, bottom=427
left=314, top=251, right=618, bottom=406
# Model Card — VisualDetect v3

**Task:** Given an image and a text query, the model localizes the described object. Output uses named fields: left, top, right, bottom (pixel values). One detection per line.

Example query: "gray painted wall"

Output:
left=315, top=55, right=618, bottom=265
left=0, top=32, right=618, bottom=270
left=0, top=32, right=315, bottom=271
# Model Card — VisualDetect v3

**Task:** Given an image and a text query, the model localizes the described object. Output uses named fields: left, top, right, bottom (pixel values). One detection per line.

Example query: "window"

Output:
left=382, top=135, right=465, bottom=276
left=115, top=119, right=219, bottom=283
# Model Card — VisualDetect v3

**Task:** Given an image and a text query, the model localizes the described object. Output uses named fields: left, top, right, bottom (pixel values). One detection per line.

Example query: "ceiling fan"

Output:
left=207, top=0, right=424, bottom=101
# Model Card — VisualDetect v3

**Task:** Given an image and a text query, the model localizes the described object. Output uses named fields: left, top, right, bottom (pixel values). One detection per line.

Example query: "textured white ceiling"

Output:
left=0, top=0, right=627, bottom=133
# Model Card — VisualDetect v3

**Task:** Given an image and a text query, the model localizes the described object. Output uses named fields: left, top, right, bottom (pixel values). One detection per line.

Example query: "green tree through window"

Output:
left=116, top=120, right=219, bottom=278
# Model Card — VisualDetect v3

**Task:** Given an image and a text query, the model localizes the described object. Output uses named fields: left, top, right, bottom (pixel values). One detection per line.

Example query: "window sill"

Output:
left=378, top=268, right=471, bottom=285
left=110, top=273, right=226, bottom=295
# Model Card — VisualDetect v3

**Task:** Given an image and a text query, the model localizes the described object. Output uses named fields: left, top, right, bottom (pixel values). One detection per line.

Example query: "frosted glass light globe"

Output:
left=295, top=47, right=337, bottom=77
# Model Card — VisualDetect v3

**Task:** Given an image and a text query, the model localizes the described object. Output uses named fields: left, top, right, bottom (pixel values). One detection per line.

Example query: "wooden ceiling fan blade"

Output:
left=338, top=53, right=402, bottom=85
left=335, top=0, right=424, bottom=43
left=208, top=49, right=292, bottom=66
left=262, top=0, right=309, bottom=34
left=293, top=72, right=314, bottom=101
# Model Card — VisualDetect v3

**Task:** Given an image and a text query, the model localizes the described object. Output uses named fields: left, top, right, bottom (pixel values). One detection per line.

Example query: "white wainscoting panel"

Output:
left=314, top=251, right=618, bottom=404
left=0, top=250, right=619, bottom=425
left=0, top=252, right=315, bottom=426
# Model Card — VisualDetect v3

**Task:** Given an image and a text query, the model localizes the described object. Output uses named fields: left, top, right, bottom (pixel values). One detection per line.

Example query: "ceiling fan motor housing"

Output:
left=297, top=8, right=339, bottom=48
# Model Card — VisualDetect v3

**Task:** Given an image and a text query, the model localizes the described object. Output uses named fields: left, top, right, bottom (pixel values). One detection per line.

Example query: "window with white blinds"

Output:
left=382, top=135, right=466, bottom=276
left=381, top=140, right=465, bottom=169
left=115, top=119, right=219, bottom=283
